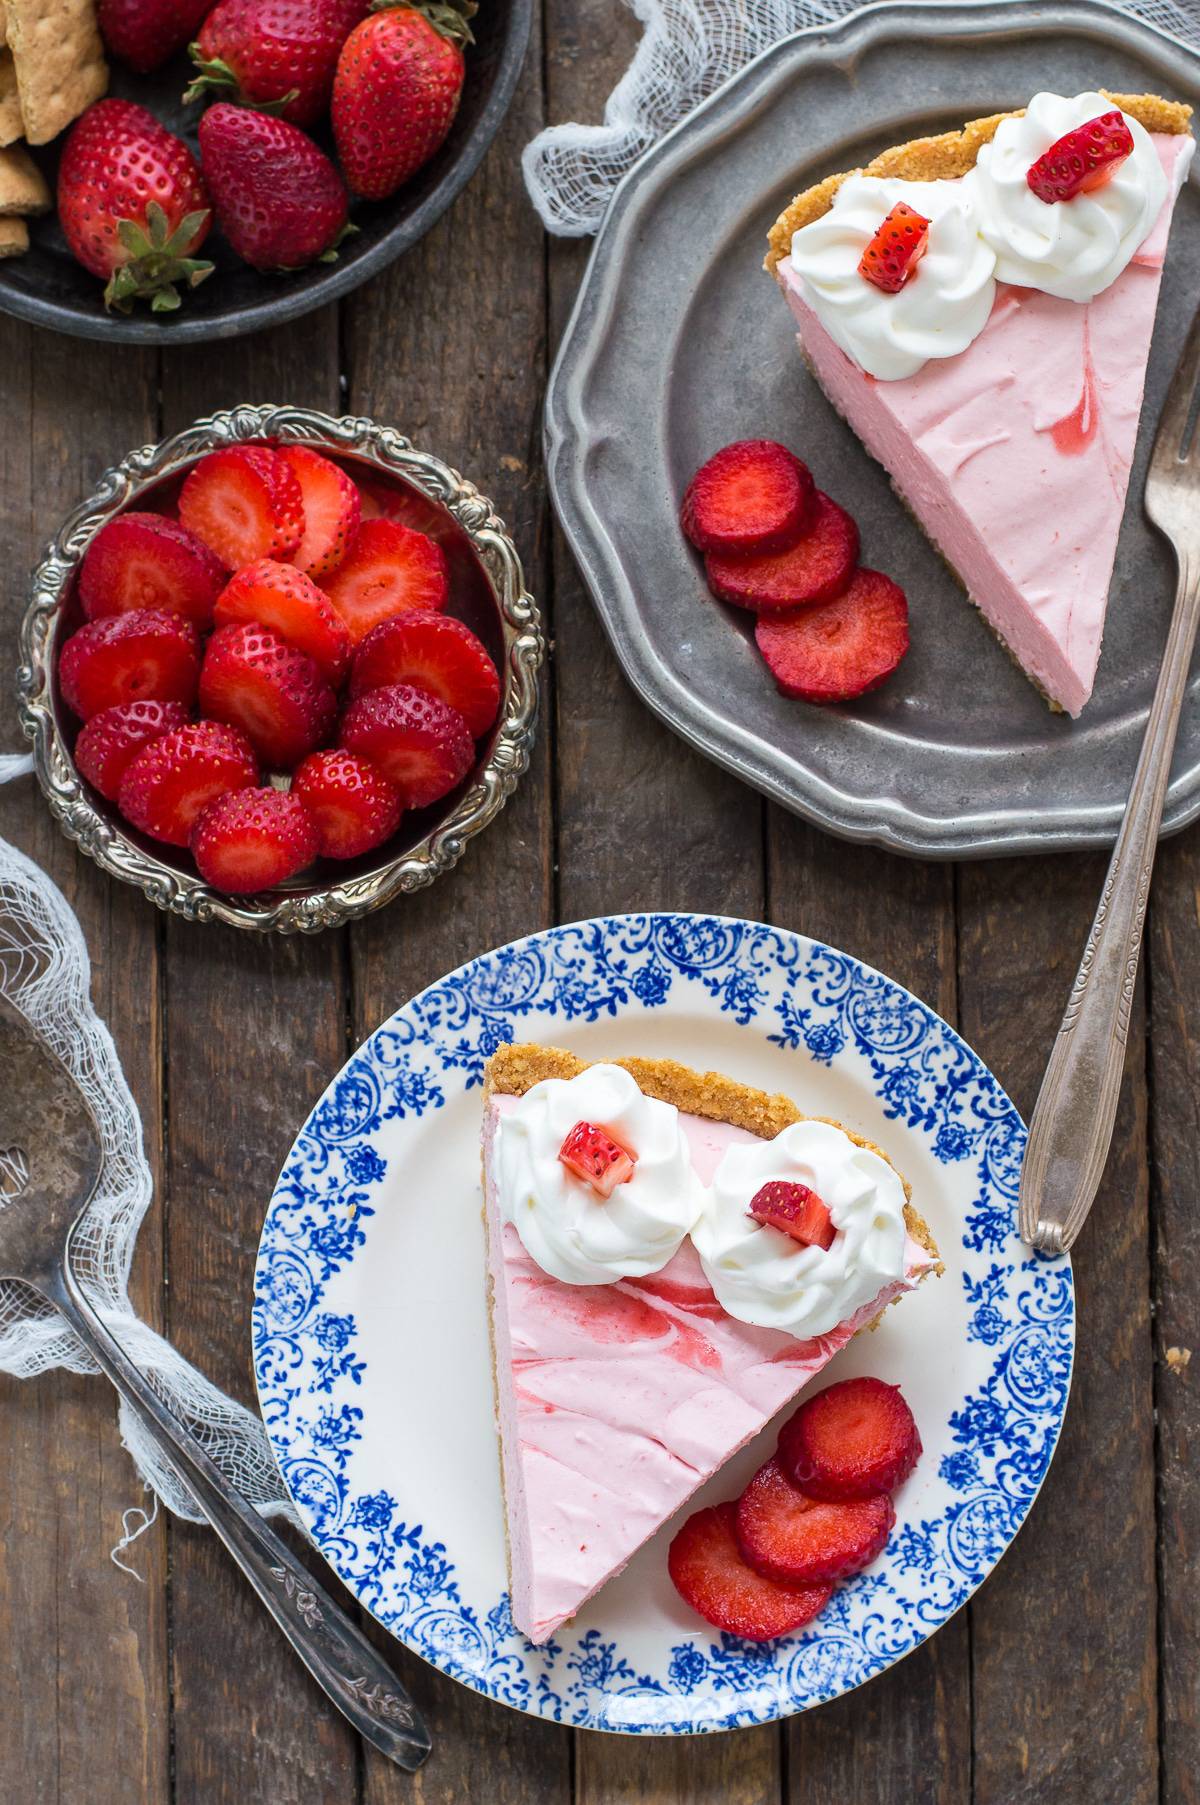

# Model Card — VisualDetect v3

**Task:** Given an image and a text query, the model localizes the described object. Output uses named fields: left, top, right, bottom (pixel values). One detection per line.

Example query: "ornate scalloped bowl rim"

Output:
left=16, top=404, right=543, bottom=933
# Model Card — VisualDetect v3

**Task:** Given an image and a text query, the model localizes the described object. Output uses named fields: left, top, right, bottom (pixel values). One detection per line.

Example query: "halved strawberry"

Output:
left=199, top=621, right=336, bottom=770
left=668, top=1501, right=832, bottom=1643
left=117, top=719, right=258, bottom=846
left=339, top=681, right=473, bottom=809
left=319, top=518, right=448, bottom=645
left=78, top=512, right=226, bottom=626
left=178, top=443, right=304, bottom=568
left=292, top=747, right=403, bottom=859
left=280, top=445, right=362, bottom=579
left=58, top=609, right=201, bottom=721
left=705, top=493, right=858, bottom=612
left=755, top=568, right=909, bottom=702
left=777, top=1377, right=921, bottom=1502
left=190, top=786, right=319, bottom=893
left=74, top=699, right=189, bottom=800
left=735, top=1458, right=894, bottom=1586
left=858, top=201, right=931, bottom=294
left=213, top=558, right=352, bottom=685
left=681, top=440, right=815, bottom=557
left=748, top=1181, right=835, bottom=1250
left=348, top=611, right=500, bottom=737
left=558, top=1120, right=636, bottom=1198
left=1026, top=109, right=1134, bottom=203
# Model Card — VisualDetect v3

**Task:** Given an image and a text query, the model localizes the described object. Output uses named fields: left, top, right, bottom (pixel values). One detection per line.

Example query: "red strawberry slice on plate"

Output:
left=778, top=1377, right=922, bottom=1502
left=1027, top=110, right=1134, bottom=203
left=191, top=786, right=319, bottom=893
left=74, top=698, right=189, bottom=800
left=755, top=567, right=909, bottom=702
left=734, top=1458, right=894, bottom=1585
left=292, top=747, right=403, bottom=859
left=558, top=1120, right=636, bottom=1198
left=199, top=621, right=336, bottom=770
left=78, top=512, right=225, bottom=626
left=179, top=443, right=304, bottom=568
left=747, top=1180, right=835, bottom=1250
left=681, top=440, right=815, bottom=557
left=858, top=201, right=931, bottom=293
left=214, top=558, right=352, bottom=685
left=705, top=493, right=859, bottom=612
left=319, top=519, right=448, bottom=645
left=279, top=445, right=362, bottom=579
left=349, top=610, right=500, bottom=736
left=339, top=681, right=473, bottom=809
left=117, top=720, right=258, bottom=846
left=58, top=608, right=200, bottom=721
left=668, top=1501, right=832, bottom=1643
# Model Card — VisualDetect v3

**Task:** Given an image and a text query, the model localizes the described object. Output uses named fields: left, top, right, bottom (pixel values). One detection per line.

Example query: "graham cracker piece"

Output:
left=0, top=4, right=8, bottom=48
left=0, top=212, right=27, bottom=254
left=0, top=140, right=48, bottom=212
left=0, top=48, right=21, bottom=145
left=6, top=0, right=106, bottom=146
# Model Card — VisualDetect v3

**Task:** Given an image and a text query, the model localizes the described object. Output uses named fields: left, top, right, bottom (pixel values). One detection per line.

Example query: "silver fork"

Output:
left=0, top=992, right=431, bottom=1770
left=1019, top=301, right=1200, bottom=1254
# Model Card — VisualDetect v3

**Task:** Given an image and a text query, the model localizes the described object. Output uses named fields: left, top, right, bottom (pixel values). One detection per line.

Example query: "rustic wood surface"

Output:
left=0, top=8, right=1196, bottom=1799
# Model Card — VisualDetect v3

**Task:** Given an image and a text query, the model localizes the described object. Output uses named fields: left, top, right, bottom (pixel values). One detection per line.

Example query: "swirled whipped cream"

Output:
left=494, top=1064, right=702, bottom=1284
left=973, top=92, right=1172, bottom=300
left=691, top=1120, right=909, bottom=1338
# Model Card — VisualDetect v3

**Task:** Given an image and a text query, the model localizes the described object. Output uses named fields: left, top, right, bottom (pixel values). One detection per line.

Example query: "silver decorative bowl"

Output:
left=16, top=404, right=543, bottom=933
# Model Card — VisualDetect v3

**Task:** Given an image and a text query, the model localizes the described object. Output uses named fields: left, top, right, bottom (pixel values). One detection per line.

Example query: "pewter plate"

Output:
left=545, top=0, right=1200, bottom=858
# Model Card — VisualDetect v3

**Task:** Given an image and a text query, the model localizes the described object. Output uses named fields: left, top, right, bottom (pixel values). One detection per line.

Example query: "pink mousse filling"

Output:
left=483, top=1095, right=934, bottom=1645
left=775, top=134, right=1191, bottom=716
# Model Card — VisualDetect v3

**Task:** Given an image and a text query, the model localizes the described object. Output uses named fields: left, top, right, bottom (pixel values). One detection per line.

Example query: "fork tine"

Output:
left=1151, top=299, right=1200, bottom=473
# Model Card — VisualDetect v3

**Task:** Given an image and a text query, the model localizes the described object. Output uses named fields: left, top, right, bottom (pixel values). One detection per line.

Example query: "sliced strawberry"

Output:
left=705, top=494, right=858, bottom=612
left=1026, top=109, right=1134, bottom=203
left=735, top=1458, right=893, bottom=1586
left=58, top=609, right=201, bottom=721
left=755, top=568, right=909, bottom=702
left=74, top=699, right=189, bottom=800
left=213, top=558, right=352, bottom=685
left=190, top=786, right=319, bottom=893
left=778, top=1377, right=921, bottom=1502
left=858, top=201, right=931, bottom=294
left=748, top=1181, right=835, bottom=1250
left=117, top=720, right=258, bottom=846
left=348, top=611, right=500, bottom=737
left=668, top=1501, right=832, bottom=1643
left=78, top=512, right=226, bottom=627
left=199, top=621, right=336, bottom=771
left=280, top=445, right=362, bottom=579
left=681, top=440, right=815, bottom=556
left=558, top=1120, right=636, bottom=1198
left=292, top=747, right=403, bottom=859
left=339, top=682, right=473, bottom=809
left=178, top=444, right=304, bottom=568
left=318, top=519, right=448, bottom=645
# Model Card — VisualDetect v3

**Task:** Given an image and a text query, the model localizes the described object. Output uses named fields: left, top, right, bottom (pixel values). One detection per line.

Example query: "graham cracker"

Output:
left=0, top=212, right=27, bottom=254
left=0, top=140, right=48, bottom=212
left=0, top=4, right=7, bottom=49
left=6, top=0, right=106, bottom=146
left=0, top=48, right=20, bottom=145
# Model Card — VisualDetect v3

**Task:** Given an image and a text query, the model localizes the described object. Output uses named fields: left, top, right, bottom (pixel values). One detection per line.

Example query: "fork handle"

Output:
left=1019, top=547, right=1200, bottom=1253
left=46, top=1248, right=432, bottom=1771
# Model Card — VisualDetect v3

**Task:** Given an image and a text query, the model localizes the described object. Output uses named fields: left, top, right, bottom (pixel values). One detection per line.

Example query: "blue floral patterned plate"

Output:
left=253, top=914, right=1074, bottom=1734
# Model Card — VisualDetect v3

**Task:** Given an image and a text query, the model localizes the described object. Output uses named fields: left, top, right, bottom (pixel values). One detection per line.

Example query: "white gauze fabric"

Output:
left=523, top=0, right=1200, bottom=237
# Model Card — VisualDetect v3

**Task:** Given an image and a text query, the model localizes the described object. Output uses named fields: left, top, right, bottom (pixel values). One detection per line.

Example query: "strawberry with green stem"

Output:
left=185, top=0, right=369, bottom=128
left=332, top=0, right=475, bottom=201
left=198, top=102, right=352, bottom=272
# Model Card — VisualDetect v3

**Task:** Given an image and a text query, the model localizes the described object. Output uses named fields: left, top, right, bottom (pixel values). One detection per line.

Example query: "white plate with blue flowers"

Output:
left=253, top=913, right=1074, bottom=1735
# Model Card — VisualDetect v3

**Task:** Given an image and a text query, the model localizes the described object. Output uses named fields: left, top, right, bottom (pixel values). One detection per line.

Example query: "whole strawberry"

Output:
left=57, top=100, right=213, bottom=313
left=98, top=0, right=212, bottom=73
left=198, top=102, right=350, bottom=271
left=185, top=0, right=369, bottom=127
left=332, top=0, right=475, bottom=201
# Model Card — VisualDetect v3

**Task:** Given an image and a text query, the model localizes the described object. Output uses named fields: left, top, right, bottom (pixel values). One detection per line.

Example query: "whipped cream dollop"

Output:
left=691, top=1120, right=909, bottom=1338
left=973, top=91, right=1170, bottom=300
left=789, top=175, right=997, bottom=380
left=495, top=1064, right=702, bottom=1285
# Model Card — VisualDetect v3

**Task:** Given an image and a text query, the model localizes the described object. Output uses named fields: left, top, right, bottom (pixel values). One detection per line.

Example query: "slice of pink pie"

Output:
left=767, top=92, right=1194, bottom=716
left=481, top=1043, right=939, bottom=1645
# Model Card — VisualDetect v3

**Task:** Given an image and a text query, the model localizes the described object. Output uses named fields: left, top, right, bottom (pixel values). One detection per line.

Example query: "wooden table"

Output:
left=2, top=6, right=1197, bottom=1799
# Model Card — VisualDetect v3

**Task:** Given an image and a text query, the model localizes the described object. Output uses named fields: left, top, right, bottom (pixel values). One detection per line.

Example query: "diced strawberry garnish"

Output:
left=339, top=681, right=473, bottom=809
left=348, top=611, right=500, bottom=737
left=74, top=698, right=189, bottom=800
left=681, top=440, right=815, bottom=557
left=279, top=445, right=362, bottom=579
left=213, top=558, right=352, bottom=685
left=558, top=1120, right=636, bottom=1198
left=668, top=1501, right=832, bottom=1643
left=748, top=1180, right=835, bottom=1250
left=705, top=493, right=859, bottom=612
left=318, top=518, right=448, bottom=644
left=117, top=719, right=258, bottom=846
left=734, top=1458, right=894, bottom=1585
left=292, top=747, right=403, bottom=859
left=1026, top=109, right=1134, bottom=203
left=179, top=443, right=304, bottom=568
left=58, top=609, right=201, bottom=721
left=755, top=567, right=909, bottom=703
left=190, top=786, right=319, bottom=893
left=777, top=1377, right=922, bottom=1502
left=858, top=201, right=931, bottom=294
left=199, top=621, right=336, bottom=771
left=78, top=512, right=226, bottom=627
